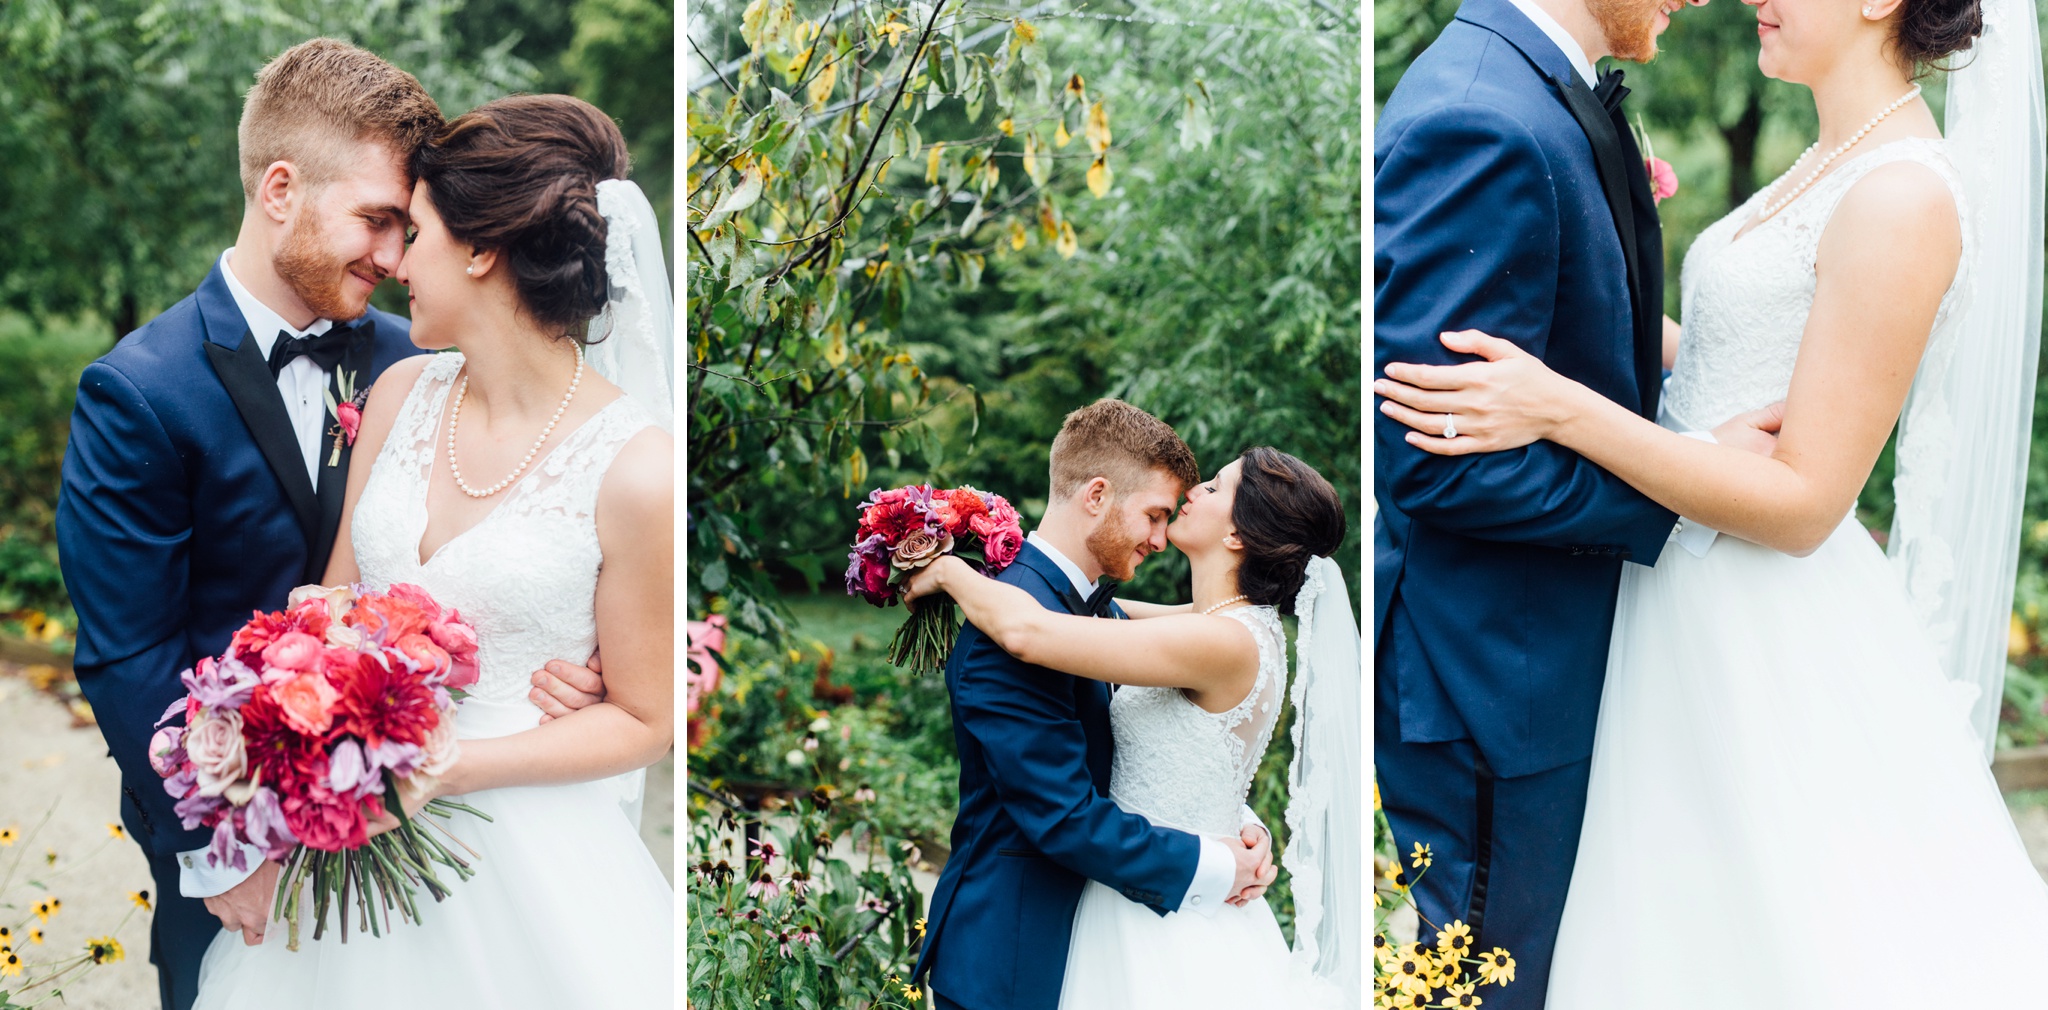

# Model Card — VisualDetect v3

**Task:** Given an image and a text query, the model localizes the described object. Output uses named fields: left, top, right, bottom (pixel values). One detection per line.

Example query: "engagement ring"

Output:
left=1442, top=414, right=1458, bottom=439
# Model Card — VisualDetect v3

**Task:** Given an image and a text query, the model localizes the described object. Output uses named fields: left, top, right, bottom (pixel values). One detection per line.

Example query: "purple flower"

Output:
left=747, top=871, right=781, bottom=901
left=366, top=738, right=426, bottom=784
left=207, top=818, right=248, bottom=871
left=241, top=787, right=297, bottom=860
left=181, top=656, right=260, bottom=712
left=328, top=739, right=369, bottom=795
left=173, top=789, right=222, bottom=831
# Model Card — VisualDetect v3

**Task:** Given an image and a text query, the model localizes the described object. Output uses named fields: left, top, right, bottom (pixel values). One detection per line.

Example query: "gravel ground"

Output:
left=0, top=663, right=675, bottom=1009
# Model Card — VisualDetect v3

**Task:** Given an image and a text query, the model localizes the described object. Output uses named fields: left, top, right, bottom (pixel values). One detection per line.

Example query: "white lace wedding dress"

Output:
left=1546, top=139, right=2048, bottom=1007
left=1059, top=605, right=1336, bottom=1010
left=193, top=353, right=674, bottom=1008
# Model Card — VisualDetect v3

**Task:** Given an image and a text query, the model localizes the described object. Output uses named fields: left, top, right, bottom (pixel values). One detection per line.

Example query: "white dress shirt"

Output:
left=219, top=248, right=335, bottom=485
left=1506, top=0, right=1599, bottom=87
left=180, top=249, right=341, bottom=900
left=1023, top=531, right=1253, bottom=917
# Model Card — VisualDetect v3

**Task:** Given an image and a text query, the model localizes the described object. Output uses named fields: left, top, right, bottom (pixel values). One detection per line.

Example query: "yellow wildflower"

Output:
left=108, top=823, right=125, bottom=840
left=1382, top=858, right=1409, bottom=890
left=1385, top=943, right=1433, bottom=995
left=86, top=936, right=124, bottom=964
left=1373, top=930, right=1396, bottom=965
left=132, top=890, right=153, bottom=911
left=0, top=826, right=15, bottom=845
left=914, top=916, right=927, bottom=937
left=1443, top=981, right=1484, bottom=1008
left=1475, top=947, right=1516, bottom=986
left=903, top=984, right=922, bottom=1000
left=0, top=950, right=19, bottom=977
left=1436, top=919, right=1474, bottom=959
left=33, top=898, right=54, bottom=922
left=27, top=929, right=41, bottom=945
left=1410, top=841, right=1432, bottom=869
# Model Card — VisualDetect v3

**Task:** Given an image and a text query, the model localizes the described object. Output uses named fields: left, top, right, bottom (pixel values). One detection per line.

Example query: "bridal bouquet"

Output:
left=149, top=583, right=488, bottom=948
left=844, top=484, right=1025, bottom=675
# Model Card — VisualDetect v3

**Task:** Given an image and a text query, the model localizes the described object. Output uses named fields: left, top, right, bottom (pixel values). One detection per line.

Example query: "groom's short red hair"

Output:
left=237, top=38, right=443, bottom=201
left=1048, top=399, right=1201, bottom=502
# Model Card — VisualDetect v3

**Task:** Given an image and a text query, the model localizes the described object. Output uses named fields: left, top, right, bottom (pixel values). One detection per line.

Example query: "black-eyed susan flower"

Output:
left=86, top=936, right=123, bottom=964
left=1386, top=944, right=1434, bottom=995
left=26, top=929, right=41, bottom=945
left=1391, top=990, right=1431, bottom=1009
left=107, top=823, right=125, bottom=840
left=0, top=950, right=20, bottom=977
left=1442, top=981, right=1484, bottom=1008
left=0, top=826, right=15, bottom=845
left=132, top=890, right=152, bottom=911
left=0, top=926, right=11, bottom=944
left=1382, top=859, right=1409, bottom=890
left=1374, top=931, right=1395, bottom=965
left=1476, top=948, right=1515, bottom=986
left=1410, top=841, right=1432, bottom=870
left=914, top=917, right=927, bottom=937
left=1436, top=920, right=1474, bottom=959
left=903, top=985, right=922, bottom=1001
left=33, top=898, right=54, bottom=922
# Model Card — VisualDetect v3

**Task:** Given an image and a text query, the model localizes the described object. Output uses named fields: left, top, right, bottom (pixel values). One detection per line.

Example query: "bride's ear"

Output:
left=466, top=247, right=500, bottom=280
left=1223, top=530, right=1244, bottom=553
left=1862, top=0, right=1904, bottom=19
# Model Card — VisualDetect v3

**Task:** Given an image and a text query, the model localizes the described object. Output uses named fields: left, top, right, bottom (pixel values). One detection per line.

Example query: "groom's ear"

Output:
left=1078, top=476, right=1112, bottom=516
left=256, top=160, right=300, bottom=224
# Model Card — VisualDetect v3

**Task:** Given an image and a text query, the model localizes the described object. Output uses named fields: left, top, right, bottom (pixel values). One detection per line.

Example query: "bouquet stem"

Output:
left=276, top=797, right=493, bottom=949
left=887, top=595, right=959, bottom=676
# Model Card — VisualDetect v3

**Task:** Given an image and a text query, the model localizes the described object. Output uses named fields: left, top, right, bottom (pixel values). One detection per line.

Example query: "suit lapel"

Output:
left=204, top=331, right=320, bottom=551
left=1556, top=77, right=1667, bottom=419
left=306, top=322, right=377, bottom=583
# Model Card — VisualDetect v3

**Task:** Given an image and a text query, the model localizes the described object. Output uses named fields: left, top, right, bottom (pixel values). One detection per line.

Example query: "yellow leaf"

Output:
left=823, top=321, right=848, bottom=366
left=1037, top=201, right=1060, bottom=240
left=998, top=117, right=1015, bottom=137
left=1054, top=119, right=1071, bottom=148
left=926, top=142, right=945, bottom=184
left=807, top=60, right=837, bottom=109
left=1056, top=220, right=1078, bottom=259
left=1085, top=102, right=1112, bottom=155
left=1014, top=19, right=1038, bottom=44
left=1007, top=218, right=1028, bottom=251
left=1022, top=133, right=1045, bottom=186
left=847, top=447, right=868, bottom=493
left=983, top=159, right=1000, bottom=191
left=859, top=101, right=872, bottom=127
left=1086, top=156, right=1112, bottom=198
left=881, top=20, right=910, bottom=46
left=1065, top=73, right=1085, bottom=100
left=787, top=45, right=813, bottom=79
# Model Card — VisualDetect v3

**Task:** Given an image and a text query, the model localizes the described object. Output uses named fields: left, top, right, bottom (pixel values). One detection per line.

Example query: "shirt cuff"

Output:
left=1668, top=430, right=1721, bottom=558
left=1182, top=836, right=1235, bottom=919
left=178, top=843, right=262, bottom=899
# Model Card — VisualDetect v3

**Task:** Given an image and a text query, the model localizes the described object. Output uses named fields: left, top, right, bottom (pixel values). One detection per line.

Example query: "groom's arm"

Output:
left=57, top=363, right=239, bottom=885
left=1374, top=105, right=1676, bottom=561
left=954, top=630, right=1240, bottom=917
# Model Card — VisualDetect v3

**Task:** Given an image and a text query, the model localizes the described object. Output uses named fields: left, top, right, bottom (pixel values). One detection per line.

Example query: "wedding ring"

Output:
left=1441, top=414, right=1458, bottom=439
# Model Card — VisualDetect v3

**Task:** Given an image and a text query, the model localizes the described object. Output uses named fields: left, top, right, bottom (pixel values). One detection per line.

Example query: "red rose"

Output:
left=335, top=653, right=439, bottom=749
left=281, top=772, right=368, bottom=852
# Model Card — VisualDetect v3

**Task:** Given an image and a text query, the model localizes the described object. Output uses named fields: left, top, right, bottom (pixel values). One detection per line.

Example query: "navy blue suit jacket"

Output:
left=57, top=262, right=423, bottom=861
left=913, top=543, right=1201, bottom=1010
left=1373, top=0, right=1678, bottom=778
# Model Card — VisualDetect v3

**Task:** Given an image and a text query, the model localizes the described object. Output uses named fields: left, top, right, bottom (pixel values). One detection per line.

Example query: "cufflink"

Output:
left=182, top=855, right=194, bottom=868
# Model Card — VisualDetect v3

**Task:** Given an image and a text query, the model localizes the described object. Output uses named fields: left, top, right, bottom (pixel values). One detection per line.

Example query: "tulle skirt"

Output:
left=1547, top=517, right=2048, bottom=1008
left=193, top=701, right=673, bottom=1009
left=1057, top=879, right=1338, bottom=1010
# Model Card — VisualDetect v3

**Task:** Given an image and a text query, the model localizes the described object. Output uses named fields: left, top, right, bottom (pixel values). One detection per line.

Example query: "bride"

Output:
left=193, top=95, right=675, bottom=1007
left=905, top=447, right=1363, bottom=1009
left=1374, top=0, right=2048, bottom=1001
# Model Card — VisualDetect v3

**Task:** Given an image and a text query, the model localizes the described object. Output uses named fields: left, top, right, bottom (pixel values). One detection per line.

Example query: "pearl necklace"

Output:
left=447, top=347, right=584, bottom=499
left=1201, top=594, right=1249, bottom=615
left=1753, top=85, right=1921, bottom=224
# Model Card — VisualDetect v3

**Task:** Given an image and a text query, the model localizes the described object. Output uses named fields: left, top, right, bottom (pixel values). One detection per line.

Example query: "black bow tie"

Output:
left=266, top=324, right=357, bottom=378
left=1594, top=68, right=1630, bottom=113
left=1066, top=580, right=1120, bottom=618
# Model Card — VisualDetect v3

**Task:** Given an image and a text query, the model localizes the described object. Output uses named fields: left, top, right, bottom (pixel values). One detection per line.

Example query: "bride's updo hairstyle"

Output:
left=1231, top=447, right=1345, bottom=615
left=410, top=94, right=628, bottom=343
left=1894, top=0, right=1984, bottom=73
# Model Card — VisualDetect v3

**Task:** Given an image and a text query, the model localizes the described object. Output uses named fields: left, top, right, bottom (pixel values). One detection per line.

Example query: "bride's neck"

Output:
left=1188, top=555, right=1242, bottom=614
left=456, top=317, right=583, bottom=421
left=1808, top=57, right=1919, bottom=152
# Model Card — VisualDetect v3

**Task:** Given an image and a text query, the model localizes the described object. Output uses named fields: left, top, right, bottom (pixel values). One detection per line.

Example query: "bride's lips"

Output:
left=1758, top=16, right=1780, bottom=37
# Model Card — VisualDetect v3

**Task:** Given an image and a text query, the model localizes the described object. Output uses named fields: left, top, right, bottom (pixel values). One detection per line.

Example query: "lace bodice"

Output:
left=1663, top=138, right=1972, bottom=432
left=352, top=353, right=659, bottom=725
left=1107, top=605, right=1285, bottom=837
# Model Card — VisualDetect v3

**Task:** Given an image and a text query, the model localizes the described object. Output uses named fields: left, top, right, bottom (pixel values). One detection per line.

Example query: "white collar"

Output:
left=1505, top=0, right=1599, bottom=87
left=1026, top=530, right=1097, bottom=598
left=219, top=248, right=334, bottom=357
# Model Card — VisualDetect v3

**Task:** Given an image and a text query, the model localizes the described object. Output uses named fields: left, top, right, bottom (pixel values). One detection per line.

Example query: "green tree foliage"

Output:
left=689, top=0, right=1362, bottom=635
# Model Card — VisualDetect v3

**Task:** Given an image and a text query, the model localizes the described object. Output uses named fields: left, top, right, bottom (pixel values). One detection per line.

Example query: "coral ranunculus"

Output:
left=272, top=672, right=342, bottom=737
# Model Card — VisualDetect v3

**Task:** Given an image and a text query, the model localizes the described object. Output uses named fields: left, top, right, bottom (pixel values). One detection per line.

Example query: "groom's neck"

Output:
left=1526, top=0, right=1611, bottom=66
left=229, top=210, right=321, bottom=330
left=1032, top=509, right=1105, bottom=584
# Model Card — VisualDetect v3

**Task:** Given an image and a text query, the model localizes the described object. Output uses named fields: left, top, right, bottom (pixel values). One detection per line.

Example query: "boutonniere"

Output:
left=323, top=369, right=368, bottom=467
left=1633, top=114, right=1679, bottom=205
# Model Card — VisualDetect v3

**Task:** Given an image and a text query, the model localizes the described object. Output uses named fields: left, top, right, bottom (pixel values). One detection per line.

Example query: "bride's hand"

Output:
left=1375, top=330, right=1582, bottom=456
left=902, top=556, right=967, bottom=606
left=362, top=774, right=439, bottom=839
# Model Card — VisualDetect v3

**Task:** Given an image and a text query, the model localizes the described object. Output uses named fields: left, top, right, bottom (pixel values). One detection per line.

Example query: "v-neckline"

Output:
left=412, top=376, right=623, bottom=568
left=1726, top=137, right=1933, bottom=246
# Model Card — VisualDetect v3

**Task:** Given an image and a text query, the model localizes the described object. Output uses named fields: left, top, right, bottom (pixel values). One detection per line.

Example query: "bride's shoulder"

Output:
left=1823, top=151, right=1963, bottom=265
left=595, top=424, right=673, bottom=530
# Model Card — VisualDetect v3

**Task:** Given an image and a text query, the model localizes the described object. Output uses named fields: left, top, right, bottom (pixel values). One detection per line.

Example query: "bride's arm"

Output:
left=321, top=354, right=432, bottom=586
left=1376, top=163, right=1960, bottom=557
left=433, top=428, right=675, bottom=795
left=1116, top=600, right=1191, bottom=619
left=904, top=557, right=1256, bottom=709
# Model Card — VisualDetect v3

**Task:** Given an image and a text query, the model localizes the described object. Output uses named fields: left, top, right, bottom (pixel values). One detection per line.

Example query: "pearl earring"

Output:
left=465, top=265, right=474, bottom=276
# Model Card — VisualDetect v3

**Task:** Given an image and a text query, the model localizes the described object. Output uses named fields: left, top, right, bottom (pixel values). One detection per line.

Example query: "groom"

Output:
left=913, top=399, right=1275, bottom=1010
left=1372, top=0, right=1718, bottom=1003
left=55, top=40, right=608, bottom=1010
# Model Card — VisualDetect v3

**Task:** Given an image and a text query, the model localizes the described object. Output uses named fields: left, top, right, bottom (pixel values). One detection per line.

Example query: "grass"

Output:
left=781, top=593, right=904, bottom=656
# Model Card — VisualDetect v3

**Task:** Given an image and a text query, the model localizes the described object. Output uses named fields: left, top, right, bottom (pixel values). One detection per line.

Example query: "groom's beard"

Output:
left=1592, top=0, right=1661, bottom=62
left=275, top=212, right=375, bottom=322
left=1086, top=518, right=1146, bottom=583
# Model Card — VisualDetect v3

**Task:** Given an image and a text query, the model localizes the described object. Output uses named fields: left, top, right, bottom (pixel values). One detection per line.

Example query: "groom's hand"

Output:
left=531, top=652, right=606, bottom=722
left=1710, top=401, right=1787, bottom=458
left=1225, top=825, right=1277, bottom=906
left=204, top=859, right=282, bottom=946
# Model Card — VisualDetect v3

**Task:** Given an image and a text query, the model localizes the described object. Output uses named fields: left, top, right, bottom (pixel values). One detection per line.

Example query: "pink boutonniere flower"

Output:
left=323, top=370, right=370, bottom=466
left=1633, top=115, right=1679, bottom=205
